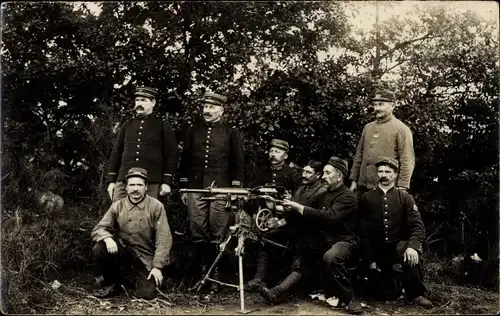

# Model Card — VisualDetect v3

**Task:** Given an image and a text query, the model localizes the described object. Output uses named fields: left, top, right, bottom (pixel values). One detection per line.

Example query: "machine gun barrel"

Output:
left=180, top=186, right=279, bottom=196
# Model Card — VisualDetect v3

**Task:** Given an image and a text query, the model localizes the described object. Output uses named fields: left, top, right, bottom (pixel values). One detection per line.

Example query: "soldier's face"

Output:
left=126, top=177, right=147, bottom=202
left=269, top=147, right=287, bottom=165
left=302, top=166, right=320, bottom=185
left=135, top=96, right=156, bottom=116
left=377, top=165, right=397, bottom=185
left=321, top=165, right=342, bottom=188
left=203, top=103, right=224, bottom=122
left=373, top=101, right=395, bottom=120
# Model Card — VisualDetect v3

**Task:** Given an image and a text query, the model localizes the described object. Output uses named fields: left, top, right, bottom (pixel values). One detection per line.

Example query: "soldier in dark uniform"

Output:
left=358, top=156, right=433, bottom=309
left=107, top=86, right=177, bottom=202
left=179, top=91, right=245, bottom=293
left=281, top=157, right=363, bottom=314
left=248, top=139, right=302, bottom=193
left=259, top=160, right=326, bottom=304
left=246, top=139, right=302, bottom=291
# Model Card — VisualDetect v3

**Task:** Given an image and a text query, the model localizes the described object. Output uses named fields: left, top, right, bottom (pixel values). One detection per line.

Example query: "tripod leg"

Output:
left=239, top=254, right=245, bottom=313
left=197, top=234, right=233, bottom=293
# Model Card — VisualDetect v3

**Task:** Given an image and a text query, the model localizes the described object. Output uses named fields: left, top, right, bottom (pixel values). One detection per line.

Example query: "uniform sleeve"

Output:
left=91, top=203, right=118, bottom=242
left=350, top=125, right=366, bottom=182
left=404, top=194, right=425, bottom=253
left=230, top=127, right=245, bottom=187
left=179, top=126, right=193, bottom=188
left=357, top=194, right=374, bottom=262
left=107, top=121, right=128, bottom=183
left=151, top=203, right=173, bottom=269
left=396, top=126, right=415, bottom=189
left=162, top=120, right=178, bottom=185
left=303, top=192, right=357, bottom=225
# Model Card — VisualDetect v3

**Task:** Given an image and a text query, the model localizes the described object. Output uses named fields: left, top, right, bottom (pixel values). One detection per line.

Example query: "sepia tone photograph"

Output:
left=0, top=1, right=498, bottom=315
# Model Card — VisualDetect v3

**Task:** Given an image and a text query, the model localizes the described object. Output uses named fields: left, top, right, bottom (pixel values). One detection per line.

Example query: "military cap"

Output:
left=375, top=156, right=399, bottom=171
left=200, top=92, right=228, bottom=106
left=270, top=139, right=289, bottom=152
left=373, top=89, right=395, bottom=103
left=125, top=167, right=149, bottom=181
left=135, top=86, right=158, bottom=99
left=326, top=156, right=348, bottom=176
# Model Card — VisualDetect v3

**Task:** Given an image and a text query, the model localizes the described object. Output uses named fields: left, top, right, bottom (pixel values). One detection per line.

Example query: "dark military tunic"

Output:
left=107, top=115, right=177, bottom=184
left=179, top=121, right=244, bottom=189
left=248, top=163, right=301, bottom=194
left=358, top=186, right=425, bottom=262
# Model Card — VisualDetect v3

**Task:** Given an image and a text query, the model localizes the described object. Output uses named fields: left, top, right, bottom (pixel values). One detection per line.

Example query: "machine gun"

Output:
left=180, top=183, right=290, bottom=313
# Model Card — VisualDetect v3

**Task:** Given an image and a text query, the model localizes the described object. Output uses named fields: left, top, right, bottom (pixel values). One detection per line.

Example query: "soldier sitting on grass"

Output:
left=91, top=167, right=173, bottom=299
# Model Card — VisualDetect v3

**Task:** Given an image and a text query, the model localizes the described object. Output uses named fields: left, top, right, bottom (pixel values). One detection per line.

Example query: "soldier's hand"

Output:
left=349, top=181, right=357, bottom=192
left=159, top=184, right=171, bottom=196
left=107, top=182, right=116, bottom=200
left=281, top=199, right=304, bottom=214
left=404, top=248, right=419, bottom=267
left=368, top=261, right=378, bottom=270
left=104, top=237, right=118, bottom=254
left=181, top=193, right=188, bottom=205
left=147, top=268, right=163, bottom=286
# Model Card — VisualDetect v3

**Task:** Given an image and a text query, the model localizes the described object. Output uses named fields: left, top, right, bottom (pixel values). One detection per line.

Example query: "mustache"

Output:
left=134, top=106, right=145, bottom=111
left=379, top=177, right=389, bottom=182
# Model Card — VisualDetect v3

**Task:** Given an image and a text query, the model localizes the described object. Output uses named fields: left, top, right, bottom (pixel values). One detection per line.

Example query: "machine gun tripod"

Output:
left=180, top=184, right=290, bottom=313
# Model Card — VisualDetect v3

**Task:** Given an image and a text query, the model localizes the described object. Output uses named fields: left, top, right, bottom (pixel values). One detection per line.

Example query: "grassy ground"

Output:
left=42, top=271, right=499, bottom=315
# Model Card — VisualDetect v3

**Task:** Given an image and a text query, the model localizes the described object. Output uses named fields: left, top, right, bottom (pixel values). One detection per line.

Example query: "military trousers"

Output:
left=370, top=240, right=427, bottom=300
left=92, top=239, right=158, bottom=299
left=186, top=193, right=234, bottom=244
left=322, top=240, right=357, bottom=304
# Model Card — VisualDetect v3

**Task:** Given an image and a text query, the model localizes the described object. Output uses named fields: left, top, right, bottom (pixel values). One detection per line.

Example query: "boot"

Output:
left=259, top=271, right=302, bottom=305
left=209, top=266, right=221, bottom=294
left=247, top=249, right=268, bottom=292
left=413, top=296, right=433, bottom=309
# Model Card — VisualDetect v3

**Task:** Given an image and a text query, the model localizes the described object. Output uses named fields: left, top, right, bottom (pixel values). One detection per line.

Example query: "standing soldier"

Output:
left=107, top=86, right=178, bottom=201
left=349, top=89, right=415, bottom=198
left=179, top=91, right=245, bottom=294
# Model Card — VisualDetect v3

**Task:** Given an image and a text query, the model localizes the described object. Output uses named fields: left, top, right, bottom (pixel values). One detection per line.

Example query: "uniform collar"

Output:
left=125, top=195, right=147, bottom=210
left=204, top=120, right=222, bottom=127
left=305, top=179, right=323, bottom=192
left=376, top=185, right=396, bottom=194
left=376, top=114, right=394, bottom=124
left=270, top=163, right=285, bottom=171
left=327, top=182, right=344, bottom=192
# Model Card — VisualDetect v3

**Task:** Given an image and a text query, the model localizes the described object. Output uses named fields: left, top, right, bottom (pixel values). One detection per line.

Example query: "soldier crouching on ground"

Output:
left=280, top=157, right=363, bottom=314
left=358, top=157, right=433, bottom=309
left=259, top=160, right=326, bottom=304
left=91, top=167, right=173, bottom=299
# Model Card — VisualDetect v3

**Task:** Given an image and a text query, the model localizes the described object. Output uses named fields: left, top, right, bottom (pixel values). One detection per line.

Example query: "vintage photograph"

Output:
left=1, top=1, right=498, bottom=314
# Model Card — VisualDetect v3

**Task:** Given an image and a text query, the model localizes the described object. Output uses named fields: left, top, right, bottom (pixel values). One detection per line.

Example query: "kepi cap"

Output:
left=200, top=92, right=228, bottom=106
left=125, top=167, right=149, bottom=181
left=270, top=139, right=289, bottom=152
left=135, top=86, right=158, bottom=99
left=373, top=89, right=395, bottom=103
left=326, top=156, right=348, bottom=176
left=375, top=156, right=399, bottom=171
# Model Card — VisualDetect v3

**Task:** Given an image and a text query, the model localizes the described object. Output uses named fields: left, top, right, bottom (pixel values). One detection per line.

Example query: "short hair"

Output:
left=124, top=177, right=148, bottom=186
left=306, top=160, right=323, bottom=173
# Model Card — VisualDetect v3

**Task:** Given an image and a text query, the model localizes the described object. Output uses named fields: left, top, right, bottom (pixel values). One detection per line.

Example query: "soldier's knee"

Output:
left=93, top=240, right=109, bottom=258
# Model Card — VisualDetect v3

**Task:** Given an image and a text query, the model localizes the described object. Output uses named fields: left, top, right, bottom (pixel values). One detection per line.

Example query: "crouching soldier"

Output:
left=280, top=157, right=363, bottom=314
left=91, top=167, right=173, bottom=299
left=259, top=160, right=326, bottom=304
left=358, top=157, right=433, bottom=309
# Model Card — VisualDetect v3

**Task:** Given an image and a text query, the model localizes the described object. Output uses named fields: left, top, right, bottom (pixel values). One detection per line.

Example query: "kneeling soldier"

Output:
left=358, top=157, right=433, bottom=309
left=91, top=168, right=173, bottom=299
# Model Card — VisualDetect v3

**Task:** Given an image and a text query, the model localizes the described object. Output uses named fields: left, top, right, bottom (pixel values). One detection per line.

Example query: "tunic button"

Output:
left=384, top=212, right=388, bottom=215
left=138, top=139, right=141, bottom=141
left=385, top=237, right=389, bottom=241
left=385, top=225, right=388, bottom=228
left=140, top=126, right=143, bottom=129
left=136, top=152, right=140, bottom=155
left=207, top=136, right=210, bottom=139
left=137, top=145, right=140, bottom=148
left=139, top=132, right=142, bottom=135
left=141, top=120, right=144, bottom=123
left=272, top=179, right=276, bottom=182
left=205, top=160, right=208, bottom=163
left=272, top=173, right=276, bottom=177
left=136, top=158, right=139, bottom=161
left=385, top=205, right=389, bottom=208
left=206, top=150, right=209, bottom=153
left=208, top=127, right=211, bottom=130
left=205, top=155, right=208, bottom=158
left=205, top=166, right=208, bottom=168
left=384, top=197, right=387, bottom=200
left=206, top=146, right=209, bottom=148
left=384, top=219, right=388, bottom=222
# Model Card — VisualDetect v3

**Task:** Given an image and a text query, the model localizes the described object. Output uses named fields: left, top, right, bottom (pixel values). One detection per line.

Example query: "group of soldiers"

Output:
left=90, top=86, right=433, bottom=314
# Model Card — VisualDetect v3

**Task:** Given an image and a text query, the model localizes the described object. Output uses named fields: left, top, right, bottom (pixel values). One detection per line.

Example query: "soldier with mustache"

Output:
left=349, top=89, right=415, bottom=199
left=106, top=86, right=178, bottom=202
left=357, top=157, right=433, bottom=309
left=246, top=139, right=302, bottom=291
left=179, top=91, right=245, bottom=294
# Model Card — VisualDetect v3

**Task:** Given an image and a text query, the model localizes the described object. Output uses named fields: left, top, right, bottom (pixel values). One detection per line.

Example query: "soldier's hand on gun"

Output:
left=281, top=199, right=305, bottom=214
left=147, top=268, right=163, bottom=286
left=181, top=193, right=187, bottom=205
left=107, top=182, right=116, bottom=200
left=159, top=183, right=171, bottom=196
left=368, top=261, right=380, bottom=271
left=104, top=237, right=118, bottom=254
left=404, top=248, right=419, bottom=267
